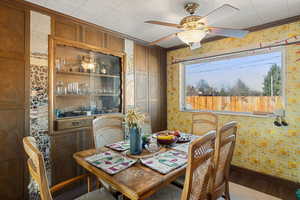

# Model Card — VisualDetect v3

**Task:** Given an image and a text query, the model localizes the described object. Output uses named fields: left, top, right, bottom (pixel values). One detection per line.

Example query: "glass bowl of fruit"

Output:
left=155, top=131, right=179, bottom=145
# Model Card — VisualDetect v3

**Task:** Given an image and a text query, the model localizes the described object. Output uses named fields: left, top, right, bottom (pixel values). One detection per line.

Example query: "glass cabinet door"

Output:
left=54, top=44, right=122, bottom=119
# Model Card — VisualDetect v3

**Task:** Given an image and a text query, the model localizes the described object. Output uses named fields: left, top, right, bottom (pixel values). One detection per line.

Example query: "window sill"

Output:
left=180, top=109, right=277, bottom=118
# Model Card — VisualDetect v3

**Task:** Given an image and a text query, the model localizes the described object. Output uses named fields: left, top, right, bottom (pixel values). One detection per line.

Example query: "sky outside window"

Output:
left=185, top=51, right=282, bottom=94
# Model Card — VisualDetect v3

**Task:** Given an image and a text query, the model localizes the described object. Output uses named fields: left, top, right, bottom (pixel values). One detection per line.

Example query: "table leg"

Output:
left=96, top=179, right=102, bottom=189
left=87, top=175, right=92, bottom=192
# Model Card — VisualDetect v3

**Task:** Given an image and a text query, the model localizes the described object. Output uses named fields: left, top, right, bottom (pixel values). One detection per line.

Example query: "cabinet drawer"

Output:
left=55, top=118, right=92, bottom=131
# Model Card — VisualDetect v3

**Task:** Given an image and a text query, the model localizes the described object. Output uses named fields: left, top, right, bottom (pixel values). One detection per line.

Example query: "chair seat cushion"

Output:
left=146, top=184, right=182, bottom=200
left=75, top=188, right=115, bottom=200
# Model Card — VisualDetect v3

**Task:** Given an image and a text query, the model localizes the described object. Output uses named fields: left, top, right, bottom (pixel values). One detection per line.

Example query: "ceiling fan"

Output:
left=145, top=2, right=249, bottom=49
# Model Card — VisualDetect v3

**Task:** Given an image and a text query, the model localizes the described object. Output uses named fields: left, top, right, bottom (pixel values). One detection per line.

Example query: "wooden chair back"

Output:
left=23, top=137, right=52, bottom=200
left=181, top=130, right=216, bottom=200
left=92, top=113, right=124, bottom=148
left=192, top=112, right=218, bottom=136
left=210, top=121, right=237, bottom=197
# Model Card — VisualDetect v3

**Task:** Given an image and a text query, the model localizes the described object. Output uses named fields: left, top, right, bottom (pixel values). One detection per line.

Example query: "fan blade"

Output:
left=145, top=20, right=182, bottom=29
left=200, top=4, right=239, bottom=25
left=148, top=33, right=177, bottom=45
left=209, top=27, right=249, bottom=38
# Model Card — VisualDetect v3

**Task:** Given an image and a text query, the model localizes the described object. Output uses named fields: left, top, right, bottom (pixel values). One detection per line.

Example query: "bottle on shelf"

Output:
left=55, top=58, right=61, bottom=72
left=66, top=82, right=79, bottom=95
left=60, top=58, right=66, bottom=72
left=100, top=61, right=107, bottom=74
left=56, top=81, right=64, bottom=95
left=95, top=63, right=100, bottom=74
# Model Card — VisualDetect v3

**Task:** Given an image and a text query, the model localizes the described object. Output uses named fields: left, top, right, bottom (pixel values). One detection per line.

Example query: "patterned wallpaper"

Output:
left=167, top=21, right=300, bottom=183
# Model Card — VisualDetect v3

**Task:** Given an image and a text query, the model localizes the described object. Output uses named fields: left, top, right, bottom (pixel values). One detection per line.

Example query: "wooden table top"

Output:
left=73, top=147, right=186, bottom=200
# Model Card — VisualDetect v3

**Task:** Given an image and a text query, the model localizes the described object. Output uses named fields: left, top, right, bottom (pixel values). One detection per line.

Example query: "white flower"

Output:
left=125, top=109, right=145, bottom=129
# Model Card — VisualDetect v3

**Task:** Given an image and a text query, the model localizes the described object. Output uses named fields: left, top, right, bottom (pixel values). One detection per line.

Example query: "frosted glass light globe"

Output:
left=177, top=30, right=207, bottom=44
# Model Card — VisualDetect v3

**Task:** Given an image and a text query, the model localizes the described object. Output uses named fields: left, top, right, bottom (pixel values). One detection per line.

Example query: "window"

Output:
left=181, top=50, right=284, bottom=115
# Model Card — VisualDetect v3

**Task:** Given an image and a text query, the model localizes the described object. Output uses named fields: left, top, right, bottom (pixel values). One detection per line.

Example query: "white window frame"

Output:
left=179, top=47, right=286, bottom=117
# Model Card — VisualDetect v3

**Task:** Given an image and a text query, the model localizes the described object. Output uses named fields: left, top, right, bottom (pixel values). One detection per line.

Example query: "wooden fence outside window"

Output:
left=186, top=96, right=281, bottom=113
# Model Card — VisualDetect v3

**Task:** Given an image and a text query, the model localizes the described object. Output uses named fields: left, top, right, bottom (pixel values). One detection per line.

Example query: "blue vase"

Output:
left=129, top=127, right=142, bottom=155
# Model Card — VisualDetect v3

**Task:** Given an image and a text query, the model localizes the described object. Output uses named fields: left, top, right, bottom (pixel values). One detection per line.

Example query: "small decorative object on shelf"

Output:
left=125, top=109, right=145, bottom=155
left=55, top=58, right=67, bottom=72
left=81, top=53, right=96, bottom=73
left=100, top=61, right=107, bottom=74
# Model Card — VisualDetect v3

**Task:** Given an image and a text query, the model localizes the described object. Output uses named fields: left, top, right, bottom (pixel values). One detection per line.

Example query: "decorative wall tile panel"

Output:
left=29, top=11, right=51, bottom=199
left=124, top=39, right=135, bottom=110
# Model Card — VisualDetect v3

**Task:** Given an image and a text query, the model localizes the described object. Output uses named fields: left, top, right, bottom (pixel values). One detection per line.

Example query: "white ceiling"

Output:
left=26, top=0, right=300, bottom=48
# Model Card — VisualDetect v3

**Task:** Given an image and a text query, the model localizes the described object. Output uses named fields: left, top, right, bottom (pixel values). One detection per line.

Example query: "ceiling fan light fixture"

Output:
left=177, top=29, right=207, bottom=44
left=145, top=3, right=248, bottom=47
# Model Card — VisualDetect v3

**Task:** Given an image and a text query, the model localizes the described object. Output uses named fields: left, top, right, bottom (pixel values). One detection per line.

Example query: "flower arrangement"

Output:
left=125, top=109, right=145, bottom=129
left=125, top=109, right=145, bottom=155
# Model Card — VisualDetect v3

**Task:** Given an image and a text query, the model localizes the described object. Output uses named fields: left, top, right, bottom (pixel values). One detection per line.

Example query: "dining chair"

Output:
left=192, top=112, right=218, bottom=136
left=172, top=112, right=218, bottom=187
left=92, top=113, right=124, bottom=193
left=23, top=136, right=115, bottom=200
left=146, top=130, right=216, bottom=200
left=92, top=113, right=124, bottom=148
left=208, top=121, right=237, bottom=200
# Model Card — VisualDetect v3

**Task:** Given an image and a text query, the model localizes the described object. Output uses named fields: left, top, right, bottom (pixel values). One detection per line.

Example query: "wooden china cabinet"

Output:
left=48, top=36, right=125, bottom=135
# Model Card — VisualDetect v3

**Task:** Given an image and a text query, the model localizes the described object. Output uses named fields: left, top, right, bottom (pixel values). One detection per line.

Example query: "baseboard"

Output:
left=230, top=165, right=300, bottom=188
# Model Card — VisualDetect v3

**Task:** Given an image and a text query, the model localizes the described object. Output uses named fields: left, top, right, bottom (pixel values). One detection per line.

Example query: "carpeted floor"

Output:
left=53, top=166, right=296, bottom=200
left=55, top=181, right=282, bottom=200
left=228, top=182, right=281, bottom=200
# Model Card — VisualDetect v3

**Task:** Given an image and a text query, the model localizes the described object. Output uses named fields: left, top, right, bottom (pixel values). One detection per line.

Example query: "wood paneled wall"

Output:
left=134, top=44, right=167, bottom=132
left=0, top=1, right=167, bottom=199
left=52, top=16, right=124, bottom=52
left=135, top=44, right=148, bottom=113
left=0, top=2, right=29, bottom=200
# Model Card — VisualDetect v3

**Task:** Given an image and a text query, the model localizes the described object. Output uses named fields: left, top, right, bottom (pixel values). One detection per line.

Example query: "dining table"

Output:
left=73, top=133, right=197, bottom=200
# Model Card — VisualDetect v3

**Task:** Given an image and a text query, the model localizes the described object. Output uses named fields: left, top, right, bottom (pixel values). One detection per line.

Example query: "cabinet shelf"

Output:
left=56, top=93, right=119, bottom=97
left=57, top=71, right=120, bottom=78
